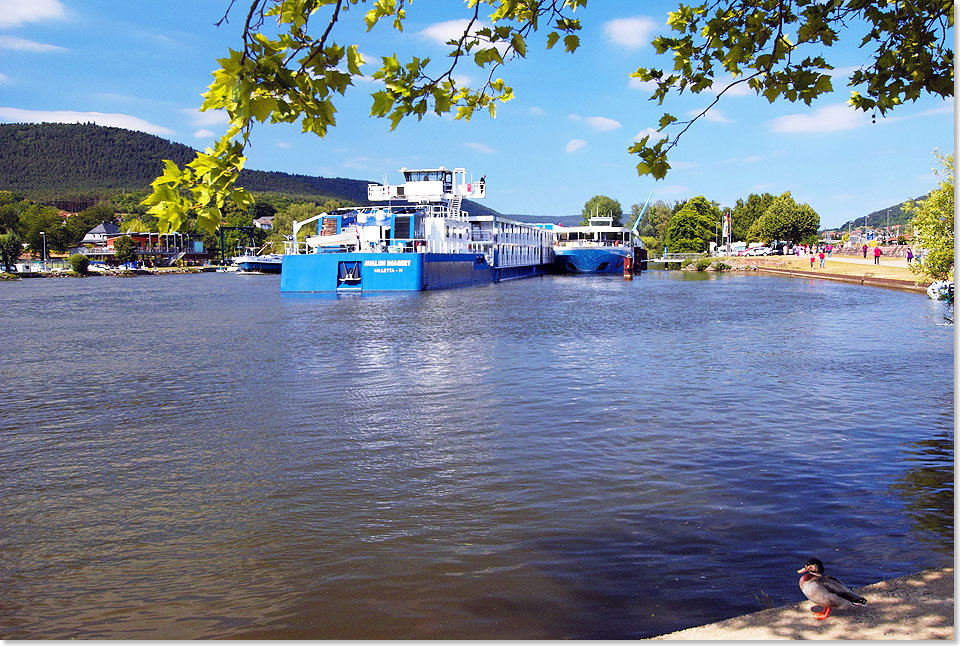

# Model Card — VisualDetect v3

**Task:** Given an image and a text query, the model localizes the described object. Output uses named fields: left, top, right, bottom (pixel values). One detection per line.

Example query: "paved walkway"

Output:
left=827, top=254, right=910, bottom=268
left=653, top=568, right=953, bottom=640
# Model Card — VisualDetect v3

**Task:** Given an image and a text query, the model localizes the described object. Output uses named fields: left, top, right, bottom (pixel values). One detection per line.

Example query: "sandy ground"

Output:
left=828, top=255, right=910, bottom=268
left=653, top=568, right=954, bottom=640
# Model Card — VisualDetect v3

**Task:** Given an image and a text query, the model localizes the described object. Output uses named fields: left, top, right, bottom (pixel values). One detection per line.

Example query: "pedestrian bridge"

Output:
left=654, top=253, right=708, bottom=263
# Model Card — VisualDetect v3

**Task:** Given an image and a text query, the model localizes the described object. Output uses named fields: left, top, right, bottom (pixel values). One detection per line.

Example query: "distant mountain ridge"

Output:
left=0, top=122, right=497, bottom=215
left=832, top=198, right=924, bottom=232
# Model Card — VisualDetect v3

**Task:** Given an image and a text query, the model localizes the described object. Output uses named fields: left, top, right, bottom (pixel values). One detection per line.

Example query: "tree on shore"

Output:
left=580, top=195, right=623, bottom=226
left=748, top=192, right=819, bottom=244
left=112, top=235, right=139, bottom=266
left=906, top=152, right=953, bottom=282
left=628, top=200, right=672, bottom=237
left=665, top=196, right=719, bottom=252
left=730, top=193, right=775, bottom=242
left=0, top=232, right=22, bottom=272
left=66, top=203, right=116, bottom=246
left=142, top=0, right=953, bottom=233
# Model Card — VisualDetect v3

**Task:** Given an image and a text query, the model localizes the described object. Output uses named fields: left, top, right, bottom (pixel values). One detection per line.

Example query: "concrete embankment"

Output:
left=653, top=568, right=954, bottom=640
left=754, top=266, right=928, bottom=294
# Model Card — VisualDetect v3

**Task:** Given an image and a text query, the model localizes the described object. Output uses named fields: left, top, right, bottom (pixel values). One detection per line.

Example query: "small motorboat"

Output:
left=926, top=280, right=954, bottom=302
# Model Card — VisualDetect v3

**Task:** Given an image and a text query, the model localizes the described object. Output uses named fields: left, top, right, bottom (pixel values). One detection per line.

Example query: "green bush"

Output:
left=713, top=262, right=731, bottom=271
left=695, top=259, right=712, bottom=271
left=69, top=253, right=89, bottom=274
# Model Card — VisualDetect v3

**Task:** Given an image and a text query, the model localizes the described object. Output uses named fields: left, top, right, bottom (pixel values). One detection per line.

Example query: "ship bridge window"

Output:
left=404, top=170, right=447, bottom=182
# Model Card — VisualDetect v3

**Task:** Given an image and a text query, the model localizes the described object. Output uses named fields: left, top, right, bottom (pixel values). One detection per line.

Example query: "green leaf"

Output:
left=347, top=44, right=363, bottom=75
left=658, top=113, right=678, bottom=129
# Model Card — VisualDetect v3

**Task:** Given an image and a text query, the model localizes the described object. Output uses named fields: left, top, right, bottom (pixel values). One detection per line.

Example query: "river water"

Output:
left=0, top=271, right=953, bottom=638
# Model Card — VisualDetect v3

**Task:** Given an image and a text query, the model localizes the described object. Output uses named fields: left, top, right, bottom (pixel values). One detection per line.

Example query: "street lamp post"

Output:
left=39, top=231, right=46, bottom=272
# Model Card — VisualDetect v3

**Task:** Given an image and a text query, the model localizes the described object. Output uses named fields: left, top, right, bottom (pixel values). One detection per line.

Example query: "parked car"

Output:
left=746, top=246, right=772, bottom=256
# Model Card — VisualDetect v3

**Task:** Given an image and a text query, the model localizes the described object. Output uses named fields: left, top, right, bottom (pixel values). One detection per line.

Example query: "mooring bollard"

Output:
left=623, top=255, right=633, bottom=280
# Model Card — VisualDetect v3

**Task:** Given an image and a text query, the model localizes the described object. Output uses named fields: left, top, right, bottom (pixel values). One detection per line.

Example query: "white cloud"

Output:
left=0, top=35, right=66, bottom=52
left=568, top=113, right=581, bottom=122
left=0, top=72, right=8, bottom=84
left=183, top=107, right=229, bottom=127
left=466, top=142, right=496, bottom=154
left=0, top=107, right=173, bottom=136
left=704, top=74, right=755, bottom=97
left=768, top=102, right=870, bottom=133
left=420, top=19, right=473, bottom=45
left=192, top=129, right=216, bottom=138
left=566, top=139, right=587, bottom=153
left=451, top=72, right=473, bottom=87
left=275, top=141, right=292, bottom=150
left=585, top=116, right=621, bottom=131
left=0, top=0, right=66, bottom=28
left=883, top=100, right=954, bottom=123
left=688, top=107, right=732, bottom=124
left=633, top=128, right=668, bottom=143
left=420, top=19, right=512, bottom=57
left=529, top=106, right=545, bottom=116
left=603, top=17, right=657, bottom=49
left=628, top=77, right=658, bottom=92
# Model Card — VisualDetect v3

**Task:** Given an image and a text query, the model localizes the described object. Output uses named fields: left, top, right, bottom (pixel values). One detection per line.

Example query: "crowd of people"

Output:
left=790, top=241, right=922, bottom=269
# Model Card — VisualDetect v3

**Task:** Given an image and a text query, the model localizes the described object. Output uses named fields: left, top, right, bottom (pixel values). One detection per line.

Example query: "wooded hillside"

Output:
left=0, top=123, right=497, bottom=215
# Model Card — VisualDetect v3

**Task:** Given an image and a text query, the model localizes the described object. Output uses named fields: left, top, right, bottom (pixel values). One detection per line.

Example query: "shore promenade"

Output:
left=653, top=568, right=954, bottom=640
left=822, top=254, right=910, bottom=268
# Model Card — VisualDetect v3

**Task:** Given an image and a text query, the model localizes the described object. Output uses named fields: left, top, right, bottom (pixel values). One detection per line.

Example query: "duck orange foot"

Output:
left=811, top=606, right=832, bottom=620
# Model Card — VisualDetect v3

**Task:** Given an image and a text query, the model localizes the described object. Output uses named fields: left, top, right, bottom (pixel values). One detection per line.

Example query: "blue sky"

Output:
left=0, top=0, right=953, bottom=229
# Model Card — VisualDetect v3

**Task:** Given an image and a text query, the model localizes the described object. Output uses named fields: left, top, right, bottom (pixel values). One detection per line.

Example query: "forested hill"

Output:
left=834, top=199, right=923, bottom=232
left=0, top=122, right=496, bottom=214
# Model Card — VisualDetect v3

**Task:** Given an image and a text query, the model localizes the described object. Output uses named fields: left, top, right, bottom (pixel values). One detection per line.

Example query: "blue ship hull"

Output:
left=237, top=260, right=282, bottom=273
left=554, top=247, right=630, bottom=274
left=281, top=252, right=550, bottom=292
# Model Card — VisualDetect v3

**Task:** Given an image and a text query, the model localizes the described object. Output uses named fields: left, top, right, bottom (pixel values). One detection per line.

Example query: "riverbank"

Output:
left=654, top=568, right=954, bottom=640
left=1, top=266, right=220, bottom=278
left=710, top=256, right=932, bottom=294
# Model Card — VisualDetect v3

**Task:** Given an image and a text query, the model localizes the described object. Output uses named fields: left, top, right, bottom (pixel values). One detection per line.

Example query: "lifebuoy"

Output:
left=467, top=183, right=472, bottom=192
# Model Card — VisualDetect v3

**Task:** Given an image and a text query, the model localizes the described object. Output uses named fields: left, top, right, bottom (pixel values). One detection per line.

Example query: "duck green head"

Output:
left=797, top=558, right=825, bottom=575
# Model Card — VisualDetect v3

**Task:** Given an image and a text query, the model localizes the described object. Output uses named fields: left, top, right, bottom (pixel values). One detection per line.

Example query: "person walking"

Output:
left=907, top=248, right=913, bottom=264
left=810, top=254, right=816, bottom=268
left=862, top=243, right=868, bottom=258
left=873, top=245, right=882, bottom=264
left=818, top=250, right=825, bottom=268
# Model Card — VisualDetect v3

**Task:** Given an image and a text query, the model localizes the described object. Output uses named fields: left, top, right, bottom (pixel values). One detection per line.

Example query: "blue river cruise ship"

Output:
left=280, top=168, right=555, bottom=292
left=546, top=216, right=644, bottom=274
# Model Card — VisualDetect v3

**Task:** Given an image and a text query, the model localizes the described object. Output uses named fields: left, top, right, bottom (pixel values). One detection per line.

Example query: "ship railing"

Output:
left=661, top=252, right=707, bottom=262
left=68, top=245, right=201, bottom=256
left=381, top=237, right=429, bottom=253
left=284, top=240, right=309, bottom=255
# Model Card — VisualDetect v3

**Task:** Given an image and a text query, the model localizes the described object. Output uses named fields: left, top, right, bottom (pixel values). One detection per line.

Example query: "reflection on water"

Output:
left=891, top=430, right=955, bottom=552
left=0, top=271, right=953, bottom=638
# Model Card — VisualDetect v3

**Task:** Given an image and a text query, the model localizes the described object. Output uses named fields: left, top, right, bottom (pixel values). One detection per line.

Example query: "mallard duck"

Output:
left=797, top=558, right=867, bottom=619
